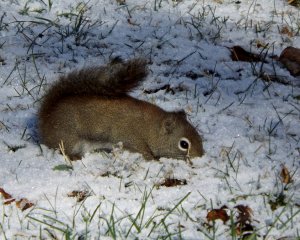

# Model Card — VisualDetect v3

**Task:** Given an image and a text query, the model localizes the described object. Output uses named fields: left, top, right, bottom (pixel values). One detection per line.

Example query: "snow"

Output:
left=0, top=0, right=300, bottom=239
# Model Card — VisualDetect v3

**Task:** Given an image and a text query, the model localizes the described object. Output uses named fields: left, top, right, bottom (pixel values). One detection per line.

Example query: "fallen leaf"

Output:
left=235, top=205, right=253, bottom=225
left=288, top=0, right=300, bottom=7
left=279, top=47, right=300, bottom=76
left=269, top=193, right=286, bottom=211
left=16, top=198, right=34, bottom=211
left=158, top=178, right=187, bottom=187
left=204, top=204, right=257, bottom=235
left=280, top=26, right=294, bottom=37
left=236, top=222, right=255, bottom=237
left=234, top=205, right=255, bottom=237
left=280, top=165, right=293, bottom=184
left=0, top=188, right=13, bottom=200
left=5, top=199, right=16, bottom=205
left=1, top=188, right=34, bottom=210
left=67, top=190, right=90, bottom=202
left=230, top=46, right=262, bottom=62
left=0, top=188, right=15, bottom=205
left=206, top=206, right=229, bottom=223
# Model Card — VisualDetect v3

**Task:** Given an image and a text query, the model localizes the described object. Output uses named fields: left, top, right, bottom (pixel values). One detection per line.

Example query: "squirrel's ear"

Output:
left=162, top=115, right=176, bottom=135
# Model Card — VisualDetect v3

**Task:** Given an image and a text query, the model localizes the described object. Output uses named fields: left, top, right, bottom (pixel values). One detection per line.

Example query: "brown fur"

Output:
left=38, top=59, right=204, bottom=160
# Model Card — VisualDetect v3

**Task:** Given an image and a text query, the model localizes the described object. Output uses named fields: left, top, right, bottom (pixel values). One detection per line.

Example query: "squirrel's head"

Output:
left=154, top=111, right=204, bottom=161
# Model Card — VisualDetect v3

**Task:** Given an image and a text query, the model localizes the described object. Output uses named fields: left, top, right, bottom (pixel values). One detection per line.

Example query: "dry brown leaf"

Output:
left=280, top=165, right=293, bottom=184
left=158, top=178, right=187, bottom=187
left=0, top=187, right=15, bottom=205
left=279, top=47, right=300, bottom=76
left=234, top=205, right=255, bottom=236
left=204, top=204, right=256, bottom=236
left=235, top=205, right=253, bottom=225
left=230, top=46, right=262, bottom=62
left=236, top=223, right=254, bottom=236
left=0, top=188, right=13, bottom=200
left=4, top=199, right=16, bottom=205
left=206, top=207, right=229, bottom=223
left=287, top=0, right=300, bottom=7
left=280, top=26, right=294, bottom=37
left=1, top=188, right=34, bottom=210
left=67, top=190, right=90, bottom=202
left=16, top=198, right=34, bottom=211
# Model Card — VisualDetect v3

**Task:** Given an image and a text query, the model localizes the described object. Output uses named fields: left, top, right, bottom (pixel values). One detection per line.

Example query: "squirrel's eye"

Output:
left=178, top=138, right=191, bottom=152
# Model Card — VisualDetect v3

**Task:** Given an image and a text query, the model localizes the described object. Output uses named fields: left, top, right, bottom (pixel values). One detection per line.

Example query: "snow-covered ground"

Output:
left=0, top=0, right=300, bottom=239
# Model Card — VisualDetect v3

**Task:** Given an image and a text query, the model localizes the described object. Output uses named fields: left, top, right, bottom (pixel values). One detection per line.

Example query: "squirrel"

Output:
left=38, top=58, right=204, bottom=161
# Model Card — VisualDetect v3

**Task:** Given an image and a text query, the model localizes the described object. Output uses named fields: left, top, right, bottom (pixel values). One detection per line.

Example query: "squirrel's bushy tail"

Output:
left=39, top=58, right=148, bottom=114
